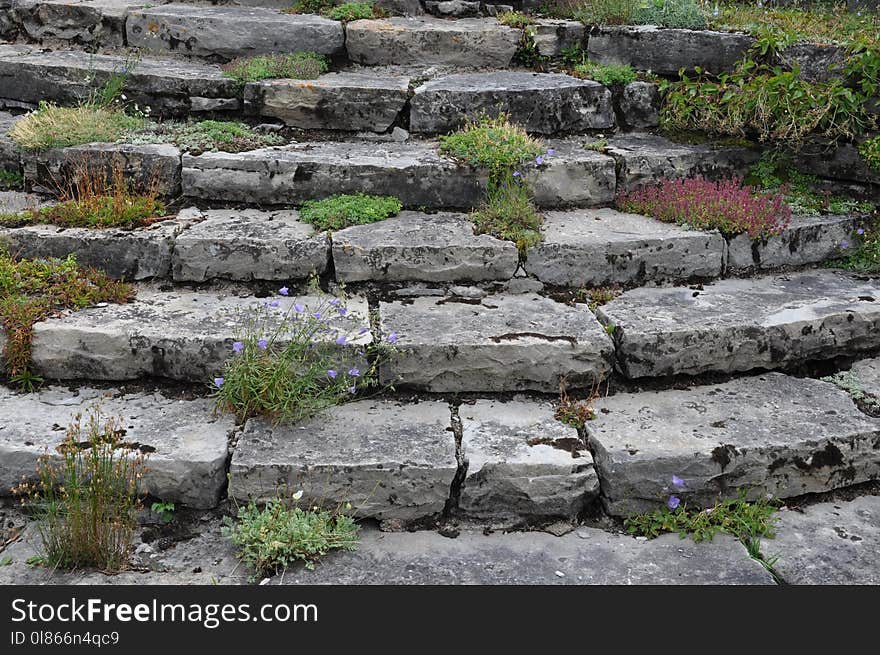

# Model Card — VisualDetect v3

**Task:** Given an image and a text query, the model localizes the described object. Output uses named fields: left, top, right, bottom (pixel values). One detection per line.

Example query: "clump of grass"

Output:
left=9, top=102, right=143, bottom=151
left=0, top=250, right=134, bottom=389
left=471, top=180, right=543, bottom=255
left=572, top=60, right=637, bottom=86
left=439, top=114, right=544, bottom=181
left=222, top=496, right=359, bottom=579
left=324, top=1, right=380, bottom=20
left=298, top=193, right=402, bottom=231
left=578, top=284, right=622, bottom=310
left=498, top=11, right=535, bottom=28
left=14, top=407, right=146, bottom=572
left=130, top=120, right=284, bottom=155
left=583, top=138, right=609, bottom=153
left=554, top=385, right=597, bottom=429
left=222, top=53, right=329, bottom=84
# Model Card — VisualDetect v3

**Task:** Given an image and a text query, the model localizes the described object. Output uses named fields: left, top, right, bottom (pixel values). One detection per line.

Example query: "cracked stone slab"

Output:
left=379, top=294, right=614, bottom=392
left=26, top=289, right=370, bottom=382
left=9, top=0, right=144, bottom=47
left=606, top=133, right=760, bottom=192
left=458, top=398, right=599, bottom=521
left=245, top=72, right=410, bottom=132
left=345, top=17, right=521, bottom=67
left=587, top=373, right=880, bottom=517
left=410, top=71, right=614, bottom=135
left=126, top=5, right=344, bottom=60
left=0, top=386, right=234, bottom=508
left=524, top=208, right=724, bottom=287
left=524, top=138, right=617, bottom=207
left=331, top=211, right=518, bottom=283
left=171, top=207, right=329, bottom=282
left=229, top=400, right=457, bottom=524
left=287, top=525, right=774, bottom=584
left=587, top=26, right=754, bottom=75
left=767, top=496, right=880, bottom=584
left=726, top=214, right=864, bottom=272
left=850, top=357, right=880, bottom=398
left=0, top=48, right=240, bottom=118
left=597, top=270, right=880, bottom=379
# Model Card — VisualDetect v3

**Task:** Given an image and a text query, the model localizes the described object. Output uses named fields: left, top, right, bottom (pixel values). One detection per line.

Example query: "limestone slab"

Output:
left=10, top=0, right=140, bottom=46
left=598, top=270, right=880, bottom=379
left=850, top=357, right=880, bottom=398
left=229, top=400, right=457, bottom=523
left=616, top=80, right=660, bottom=129
left=587, top=373, right=880, bottom=516
left=524, top=138, right=617, bottom=207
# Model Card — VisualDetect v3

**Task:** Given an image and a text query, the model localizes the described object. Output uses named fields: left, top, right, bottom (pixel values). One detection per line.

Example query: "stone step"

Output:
left=379, top=293, right=615, bottom=392
left=0, top=384, right=234, bottom=508
left=3, top=0, right=145, bottom=47
left=587, top=372, right=880, bottom=517
left=597, top=270, right=880, bottom=379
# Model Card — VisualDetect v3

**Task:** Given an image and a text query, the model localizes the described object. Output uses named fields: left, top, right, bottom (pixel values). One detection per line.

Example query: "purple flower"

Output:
left=841, top=240, right=850, bottom=248
left=257, top=339, right=268, bottom=350
left=329, top=298, right=341, bottom=306
left=667, top=495, right=681, bottom=510
left=546, top=148, right=555, bottom=156
left=232, top=341, right=244, bottom=353
left=671, top=474, right=685, bottom=489
left=279, top=287, right=289, bottom=296
left=214, top=377, right=224, bottom=387
left=348, top=368, right=360, bottom=377
left=512, top=170, right=520, bottom=177
left=294, top=303, right=305, bottom=313
left=348, top=385, right=357, bottom=394
left=338, top=306, right=347, bottom=316
left=327, top=369, right=337, bottom=379
left=268, top=299, right=281, bottom=308
left=313, top=312, right=322, bottom=320
left=335, top=335, right=347, bottom=345
left=535, top=155, right=544, bottom=165
left=857, top=228, right=865, bottom=235
left=358, top=327, right=370, bottom=335
left=387, top=332, right=398, bottom=344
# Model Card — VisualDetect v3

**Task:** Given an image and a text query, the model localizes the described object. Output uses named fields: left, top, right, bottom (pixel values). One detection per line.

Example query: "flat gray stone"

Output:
left=379, top=294, right=614, bottom=392
left=524, top=208, right=724, bottom=287
left=525, top=138, right=617, bottom=207
left=598, top=270, right=880, bottom=379
left=229, top=400, right=457, bottom=523
left=424, top=0, right=480, bottom=16
left=0, top=386, right=234, bottom=508
left=332, top=211, right=518, bottom=283
left=726, top=214, right=864, bottom=272
left=458, top=398, right=599, bottom=521
left=607, top=133, right=760, bottom=192
left=617, top=81, right=660, bottom=129
left=850, top=357, right=880, bottom=398
left=26, top=289, right=370, bottom=382
left=587, top=26, right=754, bottom=75
left=287, top=525, right=774, bottom=584
left=245, top=72, right=409, bottom=132
left=587, top=373, right=880, bottom=516
left=410, top=71, right=613, bottom=135
left=0, top=48, right=239, bottom=118
left=9, top=0, right=139, bottom=47
left=126, top=5, right=344, bottom=60
left=345, top=17, right=521, bottom=67
left=527, top=18, right=585, bottom=58
left=171, top=207, right=329, bottom=282
left=768, top=496, right=880, bottom=584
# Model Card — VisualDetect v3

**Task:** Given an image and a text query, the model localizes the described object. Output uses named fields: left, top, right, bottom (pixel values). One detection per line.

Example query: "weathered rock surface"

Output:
left=616, top=81, right=660, bottom=129
left=126, top=5, right=344, bottom=59
left=794, top=142, right=880, bottom=186
left=524, top=208, right=724, bottom=287
left=524, top=139, right=617, bottom=207
left=587, top=26, right=754, bottom=75
left=725, top=214, right=863, bottom=272
left=778, top=43, right=847, bottom=83
left=410, top=71, right=614, bottom=135
left=229, top=400, right=458, bottom=523
left=331, top=211, right=518, bottom=283
left=9, top=0, right=139, bottom=46
left=850, top=357, right=880, bottom=398
left=379, top=294, right=614, bottom=392
left=345, top=17, right=521, bottom=67
left=170, top=207, right=329, bottom=282
left=527, top=18, right=584, bottom=57
left=768, top=496, right=880, bottom=584
left=0, top=386, right=233, bottom=508
left=0, top=190, right=40, bottom=212
left=0, top=48, right=239, bottom=117
left=587, top=373, right=880, bottom=516
left=458, top=399, right=599, bottom=520
left=0, top=111, right=21, bottom=171
left=598, top=270, right=880, bottom=378
left=245, top=72, right=409, bottom=132
left=27, top=289, right=370, bottom=382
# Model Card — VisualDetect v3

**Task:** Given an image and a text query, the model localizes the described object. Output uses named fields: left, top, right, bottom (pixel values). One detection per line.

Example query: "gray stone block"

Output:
left=778, top=43, right=847, bottom=83
left=171, top=207, right=329, bottom=282
left=379, top=293, right=614, bottom=392
left=617, top=81, right=660, bottom=129
left=332, top=211, right=518, bottom=283
left=525, top=139, right=617, bottom=207
left=229, top=400, right=457, bottom=523
left=0, top=386, right=233, bottom=508
left=598, top=270, right=880, bottom=379
left=524, top=208, right=724, bottom=287
left=410, top=71, right=614, bottom=135
left=459, top=398, right=599, bottom=520
left=10, top=0, right=136, bottom=46
left=587, top=373, right=880, bottom=516
left=0, top=111, right=22, bottom=173
left=794, top=142, right=880, bottom=186
left=850, top=356, right=880, bottom=398
left=126, top=5, right=344, bottom=60
left=527, top=18, right=585, bottom=58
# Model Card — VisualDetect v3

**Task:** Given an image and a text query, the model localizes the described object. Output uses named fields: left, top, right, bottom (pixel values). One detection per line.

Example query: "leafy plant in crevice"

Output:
left=298, top=193, right=402, bottom=231
left=127, top=119, right=285, bottom=155
left=554, top=383, right=598, bottom=430
left=285, top=0, right=385, bottom=20
left=221, top=53, right=329, bottom=84
left=821, top=370, right=880, bottom=412
left=498, top=10, right=535, bottom=29
left=860, top=135, right=880, bottom=172
left=577, top=284, right=622, bottom=311
left=0, top=170, right=24, bottom=190
left=830, top=222, right=880, bottom=273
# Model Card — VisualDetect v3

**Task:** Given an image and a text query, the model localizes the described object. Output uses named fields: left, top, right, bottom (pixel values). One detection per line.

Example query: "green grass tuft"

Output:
left=298, top=193, right=402, bottom=231
left=222, top=53, right=329, bottom=83
left=572, top=60, right=637, bottom=86
left=9, top=102, right=143, bottom=151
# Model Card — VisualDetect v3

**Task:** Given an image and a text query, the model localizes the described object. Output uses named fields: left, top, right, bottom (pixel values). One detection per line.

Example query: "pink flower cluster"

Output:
left=616, top=176, right=791, bottom=239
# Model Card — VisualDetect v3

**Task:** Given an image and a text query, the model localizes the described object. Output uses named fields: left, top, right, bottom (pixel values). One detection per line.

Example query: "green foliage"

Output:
left=583, top=138, right=609, bottom=152
left=440, top=115, right=544, bottom=183
left=298, top=193, right=402, bottom=231
left=285, top=0, right=332, bottom=14
left=151, top=501, right=175, bottom=523
left=222, top=53, right=329, bottom=83
left=573, top=0, right=706, bottom=28
left=221, top=498, right=359, bottom=578
left=14, top=407, right=146, bottom=572
left=554, top=388, right=597, bottom=429
left=860, top=135, right=880, bottom=172
left=9, top=102, right=143, bottom=151
left=0, top=170, right=23, bottom=190
left=834, top=223, right=880, bottom=273
left=130, top=120, right=284, bottom=155
left=471, top=177, right=543, bottom=255
left=625, top=492, right=779, bottom=544
left=578, top=284, right=622, bottom=310
left=573, top=60, right=637, bottom=86
left=572, top=0, right=637, bottom=25
left=821, top=370, right=880, bottom=411
left=498, top=11, right=535, bottom=28
left=324, top=1, right=379, bottom=20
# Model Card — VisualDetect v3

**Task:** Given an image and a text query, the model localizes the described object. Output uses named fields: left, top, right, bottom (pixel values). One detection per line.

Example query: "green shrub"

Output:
left=9, top=102, right=143, bottom=151
left=821, top=370, right=880, bottom=411
left=299, top=193, right=402, bottom=231
left=471, top=177, right=543, bottom=255
left=14, top=407, right=146, bottom=571
left=573, top=60, right=637, bottom=86
left=222, top=497, right=359, bottom=578
left=498, top=11, right=535, bottom=28
left=130, top=120, right=284, bottom=155
left=860, top=135, right=880, bottom=171
left=222, top=53, right=329, bottom=83
left=324, top=1, right=378, bottom=20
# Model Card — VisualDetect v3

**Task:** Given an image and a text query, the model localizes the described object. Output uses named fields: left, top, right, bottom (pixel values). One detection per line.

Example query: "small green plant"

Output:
left=9, top=102, right=143, bottom=151
left=323, top=1, right=379, bottom=20
left=498, top=11, right=535, bottom=28
left=572, top=0, right=636, bottom=25
left=0, top=555, right=12, bottom=566
left=440, top=114, right=544, bottom=182
left=860, top=135, right=880, bottom=172
left=583, top=138, right=609, bottom=153
left=821, top=370, right=880, bottom=411
left=554, top=385, right=597, bottom=429
left=0, top=170, right=24, bottom=190
left=151, top=501, right=175, bottom=523
left=573, top=60, right=637, bottom=86
left=14, top=407, right=146, bottom=572
left=578, top=284, right=622, bottom=310
left=298, top=193, right=402, bottom=231
left=832, top=223, right=880, bottom=273
left=222, top=53, right=329, bottom=84
left=130, top=120, right=284, bottom=155
left=221, top=495, right=359, bottom=578
left=471, top=180, right=543, bottom=255
left=604, top=323, right=615, bottom=335
left=285, top=0, right=332, bottom=14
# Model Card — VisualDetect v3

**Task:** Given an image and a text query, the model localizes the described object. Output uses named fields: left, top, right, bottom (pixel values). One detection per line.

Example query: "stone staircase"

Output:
left=0, top=1, right=879, bottom=542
